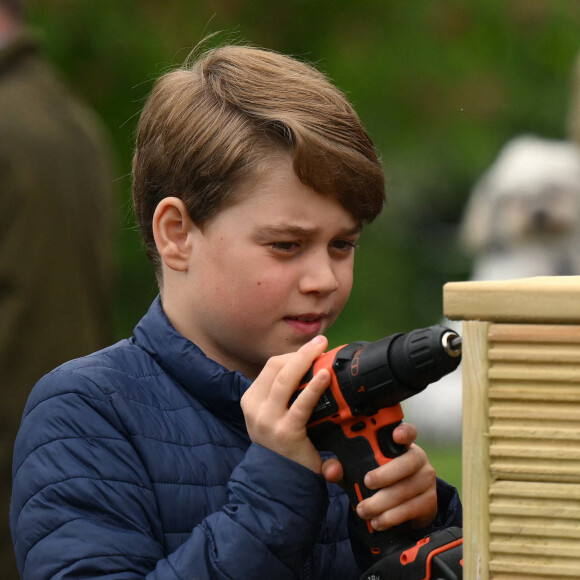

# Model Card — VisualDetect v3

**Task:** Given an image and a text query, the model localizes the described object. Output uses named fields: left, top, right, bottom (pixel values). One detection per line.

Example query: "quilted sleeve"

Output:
left=10, top=370, right=330, bottom=579
left=163, top=444, right=331, bottom=579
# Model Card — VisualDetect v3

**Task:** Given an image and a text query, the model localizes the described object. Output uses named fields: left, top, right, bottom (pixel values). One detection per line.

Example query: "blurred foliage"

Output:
left=26, top=0, right=580, bottom=345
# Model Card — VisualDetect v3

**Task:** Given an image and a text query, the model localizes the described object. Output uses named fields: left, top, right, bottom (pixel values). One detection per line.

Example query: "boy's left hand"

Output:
left=321, top=422, right=437, bottom=532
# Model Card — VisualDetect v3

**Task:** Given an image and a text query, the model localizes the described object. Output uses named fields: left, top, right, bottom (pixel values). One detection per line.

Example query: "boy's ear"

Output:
left=153, top=197, right=194, bottom=272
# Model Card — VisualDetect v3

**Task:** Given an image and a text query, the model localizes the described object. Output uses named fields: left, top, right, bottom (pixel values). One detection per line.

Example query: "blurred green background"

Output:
left=25, top=0, right=580, bottom=492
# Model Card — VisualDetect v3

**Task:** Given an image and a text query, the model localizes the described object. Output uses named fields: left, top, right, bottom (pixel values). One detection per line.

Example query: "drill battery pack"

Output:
left=360, top=526, right=463, bottom=580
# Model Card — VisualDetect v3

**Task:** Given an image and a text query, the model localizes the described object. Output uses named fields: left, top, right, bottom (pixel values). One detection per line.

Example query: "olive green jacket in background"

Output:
left=0, top=32, right=116, bottom=578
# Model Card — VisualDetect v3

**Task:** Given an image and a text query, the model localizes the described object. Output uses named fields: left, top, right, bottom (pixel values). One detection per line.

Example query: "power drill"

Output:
left=296, top=325, right=463, bottom=579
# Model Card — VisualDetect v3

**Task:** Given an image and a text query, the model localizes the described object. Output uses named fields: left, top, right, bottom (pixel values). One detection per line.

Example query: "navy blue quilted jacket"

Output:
left=11, top=297, right=462, bottom=579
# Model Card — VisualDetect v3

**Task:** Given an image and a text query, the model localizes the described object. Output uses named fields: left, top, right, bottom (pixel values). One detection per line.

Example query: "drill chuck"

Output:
left=388, top=326, right=461, bottom=393
left=331, top=325, right=462, bottom=416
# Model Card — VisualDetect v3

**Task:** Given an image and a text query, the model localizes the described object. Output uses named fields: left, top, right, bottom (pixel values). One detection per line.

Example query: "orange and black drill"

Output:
left=297, top=325, right=463, bottom=579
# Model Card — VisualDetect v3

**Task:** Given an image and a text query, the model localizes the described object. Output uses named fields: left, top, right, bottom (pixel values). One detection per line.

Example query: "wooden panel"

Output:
left=488, top=481, right=580, bottom=578
left=443, top=276, right=580, bottom=323
left=483, top=324, right=580, bottom=577
left=444, top=279, right=580, bottom=579
left=487, top=324, right=580, bottom=484
left=462, top=320, right=491, bottom=580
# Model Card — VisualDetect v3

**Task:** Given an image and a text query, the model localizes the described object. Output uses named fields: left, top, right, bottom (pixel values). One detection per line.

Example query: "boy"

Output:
left=11, top=44, right=461, bottom=579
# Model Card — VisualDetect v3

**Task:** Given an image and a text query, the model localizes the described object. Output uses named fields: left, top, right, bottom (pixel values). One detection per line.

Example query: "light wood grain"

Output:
left=444, top=276, right=580, bottom=323
left=462, top=320, right=491, bottom=580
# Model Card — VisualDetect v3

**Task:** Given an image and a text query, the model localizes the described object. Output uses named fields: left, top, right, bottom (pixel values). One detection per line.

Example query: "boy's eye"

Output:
left=268, top=238, right=358, bottom=254
left=271, top=241, right=299, bottom=252
left=332, top=239, right=358, bottom=251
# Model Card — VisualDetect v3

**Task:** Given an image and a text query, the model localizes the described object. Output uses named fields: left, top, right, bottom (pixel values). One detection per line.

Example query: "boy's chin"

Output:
left=259, top=340, right=310, bottom=362
left=282, top=335, right=321, bottom=353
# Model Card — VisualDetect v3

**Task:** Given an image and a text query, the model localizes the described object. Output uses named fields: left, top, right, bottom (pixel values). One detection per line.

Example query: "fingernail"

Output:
left=311, top=335, right=326, bottom=345
left=356, top=504, right=365, bottom=518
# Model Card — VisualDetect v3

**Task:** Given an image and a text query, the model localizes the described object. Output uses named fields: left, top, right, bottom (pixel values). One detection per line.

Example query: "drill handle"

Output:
left=308, top=406, right=414, bottom=560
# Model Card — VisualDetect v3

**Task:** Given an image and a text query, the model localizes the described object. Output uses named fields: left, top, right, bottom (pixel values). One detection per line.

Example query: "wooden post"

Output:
left=443, top=276, right=580, bottom=579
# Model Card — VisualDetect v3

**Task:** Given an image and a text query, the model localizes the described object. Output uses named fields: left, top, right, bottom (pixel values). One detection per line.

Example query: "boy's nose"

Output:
left=299, top=254, right=339, bottom=295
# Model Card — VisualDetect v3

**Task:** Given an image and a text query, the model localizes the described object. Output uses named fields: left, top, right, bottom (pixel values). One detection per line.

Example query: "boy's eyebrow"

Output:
left=256, top=223, right=363, bottom=237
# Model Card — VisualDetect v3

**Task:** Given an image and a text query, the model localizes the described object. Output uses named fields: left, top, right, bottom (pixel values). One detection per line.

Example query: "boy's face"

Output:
left=172, top=155, right=360, bottom=379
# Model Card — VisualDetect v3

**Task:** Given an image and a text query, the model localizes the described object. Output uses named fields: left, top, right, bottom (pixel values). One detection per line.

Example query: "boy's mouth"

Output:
left=284, top=314, right=324, bottom=334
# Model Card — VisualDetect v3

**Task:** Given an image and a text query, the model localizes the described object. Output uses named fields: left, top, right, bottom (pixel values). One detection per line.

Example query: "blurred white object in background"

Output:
left=404, top=135, right=580, bottom=446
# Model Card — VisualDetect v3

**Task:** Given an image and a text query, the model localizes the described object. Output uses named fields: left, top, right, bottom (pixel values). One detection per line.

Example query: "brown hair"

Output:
left=132, top=44, right=385, bottom=279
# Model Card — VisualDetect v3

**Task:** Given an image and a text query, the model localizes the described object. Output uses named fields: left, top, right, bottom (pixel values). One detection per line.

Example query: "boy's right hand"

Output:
left=241, top=335, right=331, bottom=474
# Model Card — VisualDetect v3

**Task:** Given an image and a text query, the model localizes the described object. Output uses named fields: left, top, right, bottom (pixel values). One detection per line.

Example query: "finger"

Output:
left=242, top=353, right=292, bottom=405
left=288, top=368, right=330, bottom=425
left=269, top=335, right=328, bottom=402
left=392, top=422, right=418, bottom=446
left=321, top=457, right=344, bottom=484
left=364, top=445, right=429, bottom=489
left=359, top=462, right=436, bottom=518
left=367, top=488, right=437, bottom=531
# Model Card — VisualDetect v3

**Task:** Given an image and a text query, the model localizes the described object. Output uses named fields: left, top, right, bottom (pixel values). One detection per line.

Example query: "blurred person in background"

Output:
left=0, top=0, right=116, bottom=576
left=569, top=49, right=580, bottom=147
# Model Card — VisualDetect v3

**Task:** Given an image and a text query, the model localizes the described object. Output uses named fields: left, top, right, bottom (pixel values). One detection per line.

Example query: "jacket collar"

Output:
left=133, top=296, right=251, bottom=430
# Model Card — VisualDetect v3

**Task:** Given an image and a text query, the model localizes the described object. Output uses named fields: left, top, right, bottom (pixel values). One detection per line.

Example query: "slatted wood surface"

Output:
left=482, top=323, right=580, bottom=578
left=488, top=324, right=580, bottom=484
